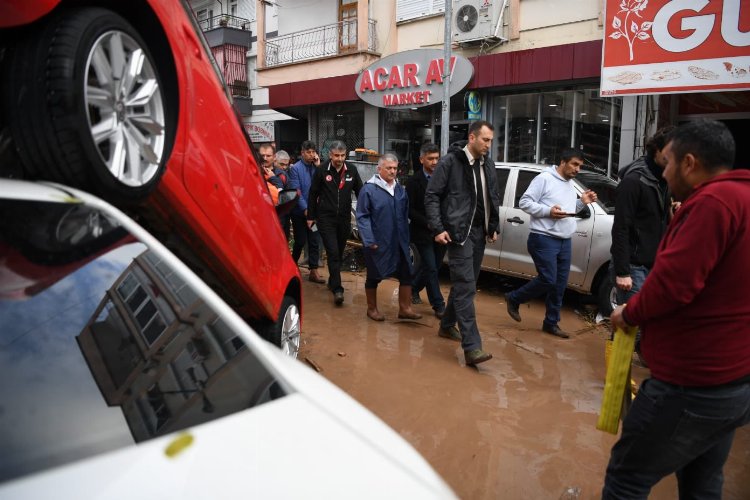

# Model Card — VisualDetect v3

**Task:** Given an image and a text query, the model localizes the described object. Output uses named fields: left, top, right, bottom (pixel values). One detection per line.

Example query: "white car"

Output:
left=484, top=163, right=618, bottom=312
left=0, top=179, right=456, bottom=499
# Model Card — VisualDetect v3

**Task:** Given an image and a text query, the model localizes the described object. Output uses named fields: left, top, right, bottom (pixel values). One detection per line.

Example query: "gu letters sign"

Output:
left=355, top=49, right=474, bottom=109
left=601, top=0, right=750, bottom=96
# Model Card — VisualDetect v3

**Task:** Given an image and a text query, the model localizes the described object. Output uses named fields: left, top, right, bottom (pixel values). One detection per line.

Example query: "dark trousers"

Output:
left=603, top=377, right=750, bottom=499
left=609, top=262, right=650, bottom=348
left=412, top=241, right=446, bottom=312
left=318, top=218, right=350, bottom=294
left=508, top=232, right=571, bottom=327
left=441, top=226, right=486, bottom=351
left=291, top=214, right=319, bottom=269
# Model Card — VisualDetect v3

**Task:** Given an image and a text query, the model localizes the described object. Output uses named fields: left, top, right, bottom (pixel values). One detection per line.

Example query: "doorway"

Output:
left=339, top=0, right=357, bottom=53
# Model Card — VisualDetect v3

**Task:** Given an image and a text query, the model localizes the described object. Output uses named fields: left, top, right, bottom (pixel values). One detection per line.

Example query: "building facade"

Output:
left=254, top=0, right=748, bottom=174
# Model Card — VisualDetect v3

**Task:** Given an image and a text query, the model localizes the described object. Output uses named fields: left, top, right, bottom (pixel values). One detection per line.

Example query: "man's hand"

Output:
left=307, top=220, right=315, bottom=229
left=550, top=205, right=568, bottom=219
left=369, top=244, right=378, bottom=250
left=486, top=231, right=498, bottom=243
left=581, top=189, right=598, bottom=204
left=434, top=231, right=452, bottom=245
left=616, top=275, right=633, bottom=291
left=610, top=304, right=633, bottom=331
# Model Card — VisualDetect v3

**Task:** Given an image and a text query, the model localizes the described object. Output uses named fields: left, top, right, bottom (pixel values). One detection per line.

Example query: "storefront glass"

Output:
left=492, top=89, right=622, bottom=174
left=316, top=102, right=364, bottom=160
left=383, top=107, right=433, bottom=176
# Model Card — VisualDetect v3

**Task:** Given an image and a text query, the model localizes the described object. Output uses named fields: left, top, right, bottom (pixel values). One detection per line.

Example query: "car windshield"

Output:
left=576, top=170, right=618, bottom=214
left=0, top=198, right=285, bottom=483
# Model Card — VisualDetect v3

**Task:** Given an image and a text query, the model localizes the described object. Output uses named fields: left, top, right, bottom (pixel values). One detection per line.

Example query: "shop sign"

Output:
left=601, top=0, right=750, bottom=96
left=355, top=49, right=474, bottom=109
left=244, top=121, right=275, bottom=143
left=465, top=91, right=481, bottom=119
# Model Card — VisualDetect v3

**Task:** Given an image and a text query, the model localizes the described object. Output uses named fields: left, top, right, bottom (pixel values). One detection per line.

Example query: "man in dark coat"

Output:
left=356, top=154, right=422, bottom=321
left=424, top=121, right=501, bottom=366
left=308, top=140, right=363, bottom=305
left=406, top=143, right=446, bottom=319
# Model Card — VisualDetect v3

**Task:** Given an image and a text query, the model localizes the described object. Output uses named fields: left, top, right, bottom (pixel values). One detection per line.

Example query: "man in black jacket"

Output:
left=610, top=126, right=673, bottom=354
left=308, top=140, right=363, bottom=305
left=425, top=121, right=501, bottom=366
left=406, top=143, right=446, bottom=319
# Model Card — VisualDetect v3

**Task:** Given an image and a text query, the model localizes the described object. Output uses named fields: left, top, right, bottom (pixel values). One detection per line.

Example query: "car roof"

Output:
left=494, top=162, right=551, bottom=171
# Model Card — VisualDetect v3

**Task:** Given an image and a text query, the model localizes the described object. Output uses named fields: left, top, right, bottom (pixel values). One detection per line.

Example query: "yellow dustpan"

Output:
left=597, top=326, right=638, bottom=434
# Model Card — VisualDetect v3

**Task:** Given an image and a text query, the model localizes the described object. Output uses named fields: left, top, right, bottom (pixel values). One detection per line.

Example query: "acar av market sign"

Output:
left=355, top=49, right=474, bottom=109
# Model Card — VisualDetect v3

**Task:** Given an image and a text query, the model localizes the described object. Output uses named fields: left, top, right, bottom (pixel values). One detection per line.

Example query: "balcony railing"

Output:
left=265, top=19, right=377, bottom=68
left=198, top=14, right=251, bottom=31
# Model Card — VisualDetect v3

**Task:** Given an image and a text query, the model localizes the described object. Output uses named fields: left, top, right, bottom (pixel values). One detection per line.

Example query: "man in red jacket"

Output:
left=604, top=119, right=750, bottom=499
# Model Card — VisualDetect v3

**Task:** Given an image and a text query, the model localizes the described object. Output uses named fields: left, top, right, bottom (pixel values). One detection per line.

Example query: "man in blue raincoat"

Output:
left=356, top=154, right=422, bottom=322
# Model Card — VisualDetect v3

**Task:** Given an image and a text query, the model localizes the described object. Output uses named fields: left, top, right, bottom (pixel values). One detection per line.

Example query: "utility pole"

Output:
left=440, top=1, right=452, bottom=156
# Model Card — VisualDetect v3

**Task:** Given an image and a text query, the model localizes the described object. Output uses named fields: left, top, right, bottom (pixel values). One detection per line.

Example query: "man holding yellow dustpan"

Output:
left=603, top=120, right=750, bottom=499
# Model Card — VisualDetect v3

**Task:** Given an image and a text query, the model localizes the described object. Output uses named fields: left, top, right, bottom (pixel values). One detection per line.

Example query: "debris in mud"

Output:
left=559, top=486, right=582, bottom=499
left=337, top=352, right=347, bottom=357
left=304, top=357, right=323, bottom=372
left=496, top=332, right=552, bottom=359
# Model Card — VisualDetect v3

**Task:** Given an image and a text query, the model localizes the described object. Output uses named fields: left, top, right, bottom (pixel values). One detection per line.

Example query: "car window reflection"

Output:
left=0, top=200, right=285, bottom=483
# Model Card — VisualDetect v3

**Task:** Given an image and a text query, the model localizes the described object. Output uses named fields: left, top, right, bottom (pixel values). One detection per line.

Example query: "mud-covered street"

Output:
left=297, top=260, right=749, bottom=499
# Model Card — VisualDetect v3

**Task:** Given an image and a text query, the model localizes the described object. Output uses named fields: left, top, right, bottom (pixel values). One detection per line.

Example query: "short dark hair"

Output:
left=668, top=119, right=735, bottom=172
left=301, top=140, right=317, bottom=152
left=560, top=148, right=585, bottom=163
left=420, top=143, right=439, bottom=157
left=468, top=120, right=494, bottom=137
left=645, top=125, right=675, bottom=159
left=258, top=142, right=275, bottom=153
left=329, top=140, right=347, bottom=152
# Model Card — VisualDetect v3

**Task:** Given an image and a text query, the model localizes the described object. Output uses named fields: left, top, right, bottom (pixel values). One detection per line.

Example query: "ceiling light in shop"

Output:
left=410, top=107, right=418, bottom=111
left=602, top=119, right=609, bottom=122
left=548, top=104, right=557, bottom=107
left=336, top=114, right=344, bottom=117
left=580, top=112, right=587, bottom=116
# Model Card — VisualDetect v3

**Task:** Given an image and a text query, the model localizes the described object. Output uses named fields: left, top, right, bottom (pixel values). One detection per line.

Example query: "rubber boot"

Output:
left=365, top=288, right=384, bottom=321
left=397, top=285, right=422, bottom=320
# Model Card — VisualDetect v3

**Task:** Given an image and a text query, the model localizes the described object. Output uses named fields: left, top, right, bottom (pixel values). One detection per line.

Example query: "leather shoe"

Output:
left=411, top=295, right=423, bottom=305
left=333, top=291, right=344, bottom=305
left=505, top=293, right=521, bottom=322
left=464, top=349, right=493, bottom=366
left=309, top=272, right=326, bottom=284
left=438, top=325, right=461, bottom=342
left=434, top=307, right=445, bottom=319
left=542, top=323, right=569, bottom=339
left=367, top=309, right=385, bottom=322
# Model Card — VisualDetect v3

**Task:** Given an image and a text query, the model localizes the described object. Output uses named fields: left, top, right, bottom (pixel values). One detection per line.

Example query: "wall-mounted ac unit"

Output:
left=453, top=0, right=506, bottom=44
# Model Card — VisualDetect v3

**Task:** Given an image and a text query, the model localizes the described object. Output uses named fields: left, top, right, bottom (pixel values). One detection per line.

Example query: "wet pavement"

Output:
left=297, top=261, right=749, bottom=499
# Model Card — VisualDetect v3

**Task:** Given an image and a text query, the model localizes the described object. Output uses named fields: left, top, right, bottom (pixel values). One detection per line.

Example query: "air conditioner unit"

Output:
left=453, top=0, right=506, bottom=44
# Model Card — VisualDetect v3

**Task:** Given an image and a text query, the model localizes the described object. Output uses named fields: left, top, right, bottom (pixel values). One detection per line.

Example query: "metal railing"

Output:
left=198, top=14, right=251, bottom=31
left=265, top=19, right=377, bottom=67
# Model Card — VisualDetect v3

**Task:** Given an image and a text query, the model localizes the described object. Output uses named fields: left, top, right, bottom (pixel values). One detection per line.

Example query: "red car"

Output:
left=0, top=0, right=302, bottom=356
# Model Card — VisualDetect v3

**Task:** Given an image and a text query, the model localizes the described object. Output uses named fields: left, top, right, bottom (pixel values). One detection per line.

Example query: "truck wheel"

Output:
left=597, top=275, right=618, bottom=317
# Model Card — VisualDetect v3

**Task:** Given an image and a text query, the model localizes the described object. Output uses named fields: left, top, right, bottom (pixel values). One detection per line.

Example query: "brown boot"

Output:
left=397, top=285, right=422, bottom=320
left=365, top=288, right=384, bottom=321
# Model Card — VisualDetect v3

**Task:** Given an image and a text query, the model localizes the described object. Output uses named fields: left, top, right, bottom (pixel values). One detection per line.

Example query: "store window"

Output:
left=384, top=107, right=433, bottom=176
left=316, top=102, right=364, bottom=161
left=492, top=89, right=622, bottom=174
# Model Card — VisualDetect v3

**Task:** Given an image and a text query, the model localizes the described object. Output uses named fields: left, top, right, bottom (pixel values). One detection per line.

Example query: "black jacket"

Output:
left=405, top=168, right=433, bottom=245
left=308, top=161, right=363, bottom=222
left=610, top=155, right=671, bottom=276
left=424, top=142, right=500, bottom=243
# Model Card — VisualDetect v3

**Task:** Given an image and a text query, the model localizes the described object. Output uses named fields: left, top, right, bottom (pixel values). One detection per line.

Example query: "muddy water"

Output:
left=298, top=268, right=749, bottom=499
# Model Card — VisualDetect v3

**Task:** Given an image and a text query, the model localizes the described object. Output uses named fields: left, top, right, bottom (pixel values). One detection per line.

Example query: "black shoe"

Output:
left=542, top=323, right=569, bottom=339
left=464, top=349, right=493, bottom=366
left=434, top=307, right=445, bottom=319
left=505, top=293, right=521, bottom=322
left=411, top=295, right=423, bottom=305
left=437, top=325, right=461, bottom=342
left=333, top=291, right=344, bottom=305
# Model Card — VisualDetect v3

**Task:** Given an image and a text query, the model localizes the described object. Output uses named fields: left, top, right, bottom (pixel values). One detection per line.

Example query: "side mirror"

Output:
left=276, top=189, right=298, bottom=216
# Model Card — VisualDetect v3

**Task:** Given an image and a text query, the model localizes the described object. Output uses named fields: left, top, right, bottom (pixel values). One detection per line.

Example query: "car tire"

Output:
left=596, top=275, right=618, bottom=317
left=2, top=7, right=173, bottom=201
left=263, top=296, right=301, bottom=358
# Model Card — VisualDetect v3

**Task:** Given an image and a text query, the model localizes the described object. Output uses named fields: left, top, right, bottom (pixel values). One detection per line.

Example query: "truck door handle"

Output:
left=507, top=217, right=524, bottom=224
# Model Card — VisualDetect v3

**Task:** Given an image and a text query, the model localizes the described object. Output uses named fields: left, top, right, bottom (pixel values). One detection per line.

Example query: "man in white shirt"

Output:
left=504, top=149, right=598, bottom=338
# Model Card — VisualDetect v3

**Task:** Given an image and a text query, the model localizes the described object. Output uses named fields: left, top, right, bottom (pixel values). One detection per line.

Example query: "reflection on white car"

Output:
left=0, top=179, right=456, bottom=499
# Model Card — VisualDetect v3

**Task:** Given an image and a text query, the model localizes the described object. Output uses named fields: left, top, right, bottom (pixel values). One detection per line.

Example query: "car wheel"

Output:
left=409, top=242, right=421, bottom=270
left=596, top=275, right=617, bottom=317
left=2, top=7, right=172, bottom=201
left=263, top=296, right=301, bottom=358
